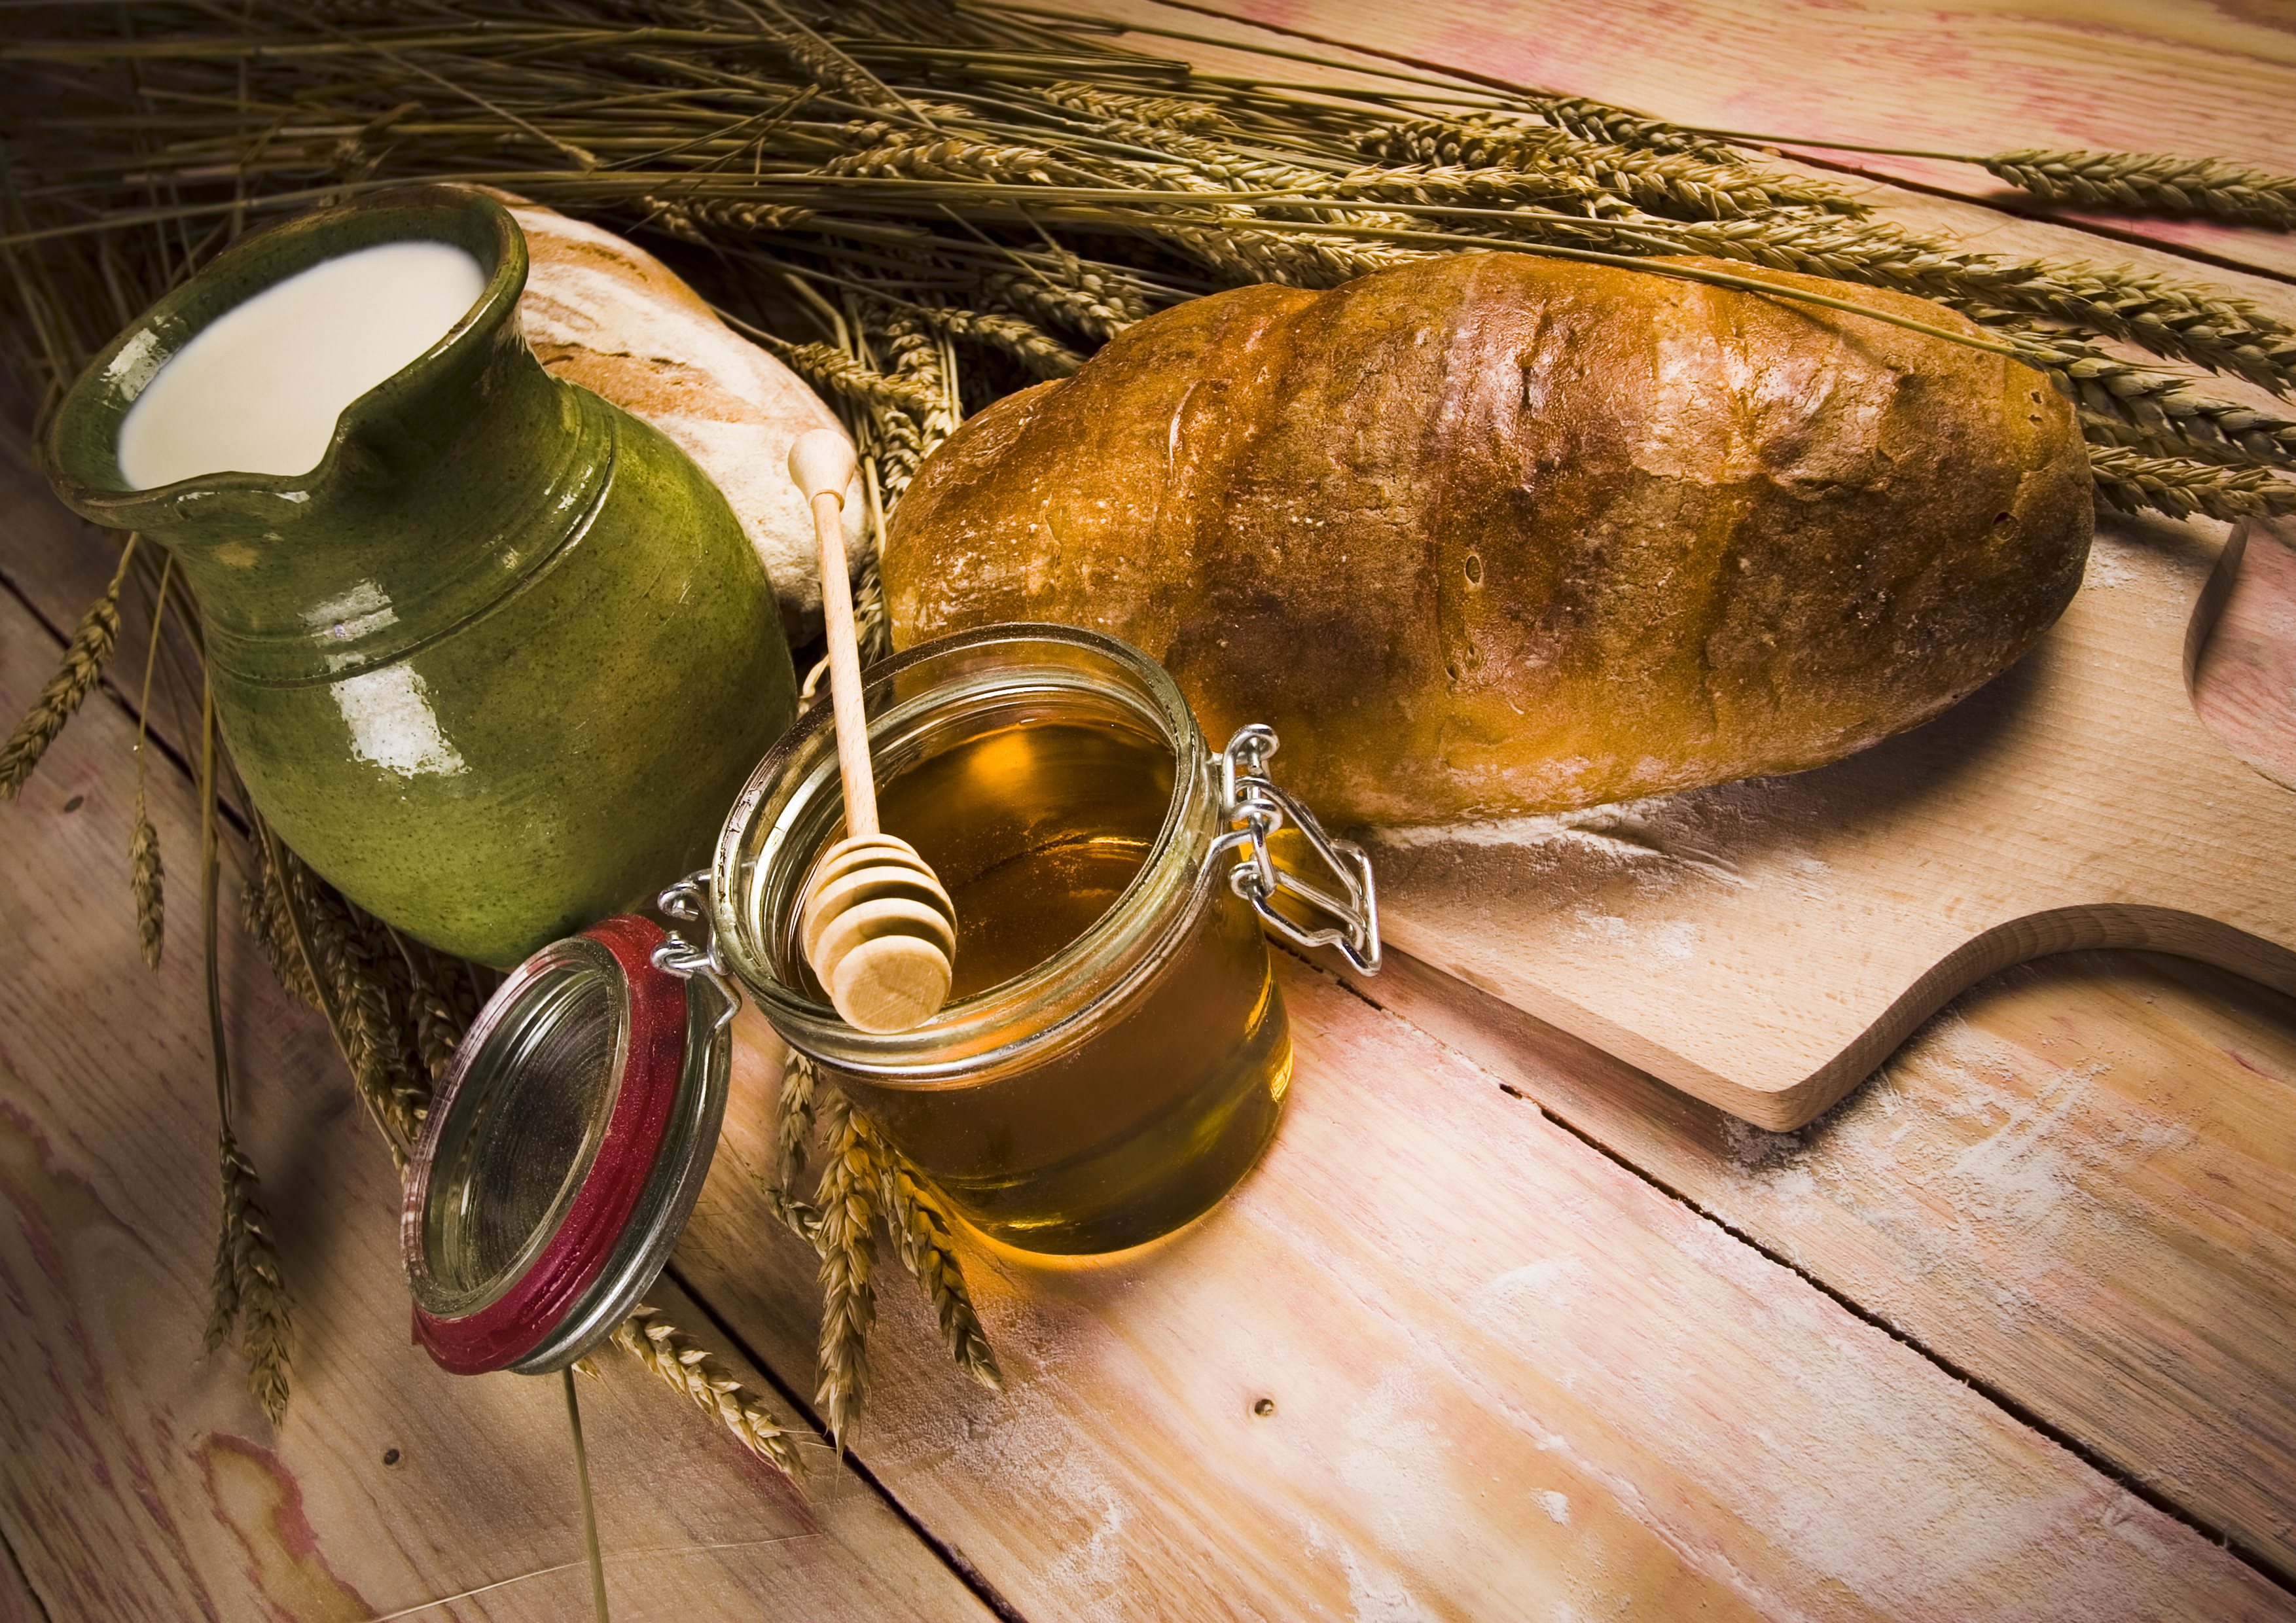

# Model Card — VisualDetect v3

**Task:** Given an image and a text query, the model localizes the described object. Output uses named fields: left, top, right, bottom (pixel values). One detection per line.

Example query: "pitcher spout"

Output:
left=43, top=185, right=595, bottom=686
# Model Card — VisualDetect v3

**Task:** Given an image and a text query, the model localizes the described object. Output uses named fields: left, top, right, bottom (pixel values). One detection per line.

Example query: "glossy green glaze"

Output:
left=45, top=186, right=796, bottom=967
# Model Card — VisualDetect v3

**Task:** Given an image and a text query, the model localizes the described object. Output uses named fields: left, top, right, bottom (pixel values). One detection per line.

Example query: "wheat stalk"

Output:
left=1983, top=149, right=2296, bottom=230
left=1359, top=117, right=1861, bottom=219
left=2089, top=444, right=2296, bottom=521
left=612, top=1304, right=808, bottom=1481
left=810, top=1088, right=877, bottom=1447
left=200, top=679, right=292, bottom=1426
left=205, top=1126, right=293, bottom=1425
left=0, top=537, right=134, bottom=800
left=863, top=1120, right=1001, bottom=1391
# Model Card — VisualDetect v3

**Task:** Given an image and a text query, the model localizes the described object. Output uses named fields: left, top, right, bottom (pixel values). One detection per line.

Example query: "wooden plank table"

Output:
left=5, top=2, right=2296, bottom=1617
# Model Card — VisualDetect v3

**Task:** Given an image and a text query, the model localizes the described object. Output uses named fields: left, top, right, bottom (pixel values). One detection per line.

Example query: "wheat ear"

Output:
left=977, top=256, right=1141, bottom=344
left=762, top=1048, right=821, bottom=1242
left=1983, top=150, right=2296, bottom=230
left=200, top=678, right=291, bottom=1424
left=1359, top=118, right=1861, bottom=217
left=2088, top=444, right=2296, bottom=521
left=240, top=824, right=322, bottom=1010
left=1040, top=80, right=1236, bottom=133
left=910, top=304, right=1084, bottom=378
left=0, top=535, right=135, bottom=799
left=129, top=797, right=163, bottom=969
left=825, top=131, right=1069, bottom=186
left=863, top=1121, right=1001, bottom=1391
left=643, top=194, right=817, bottom=241
left=612, top=1304, right=807, bottom=1482
left=258, top=823, right=427, bottom=1161
left=205, top=1127, right=293, bottom=1425
left=811, top=1088, right=877, bottom=1448
left=1527, top=94, right=1746, bottom=164
left=747, top=331, right=944, bottom=416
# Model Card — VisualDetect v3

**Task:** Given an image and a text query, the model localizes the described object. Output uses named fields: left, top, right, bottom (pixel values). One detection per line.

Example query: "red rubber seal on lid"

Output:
left=406, top=914, right=687, bottom=1374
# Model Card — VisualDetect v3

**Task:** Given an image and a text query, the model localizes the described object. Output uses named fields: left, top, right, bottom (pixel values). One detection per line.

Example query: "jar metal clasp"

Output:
left=652, top=873, right=743, bottom=1031
left=1215, top=724, right=1382, bottom=974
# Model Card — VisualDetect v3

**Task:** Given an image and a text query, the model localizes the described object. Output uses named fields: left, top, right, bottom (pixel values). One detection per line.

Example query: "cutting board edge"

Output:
left=1357, top=902, right=2296, bottom=1129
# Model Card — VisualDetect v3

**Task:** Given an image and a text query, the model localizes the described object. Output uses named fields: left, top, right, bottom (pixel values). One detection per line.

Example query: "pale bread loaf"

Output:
left=494, top=193, right=861, bottom=639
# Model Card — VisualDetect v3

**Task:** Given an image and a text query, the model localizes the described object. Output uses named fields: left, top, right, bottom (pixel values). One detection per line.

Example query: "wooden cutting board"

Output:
left=1348, top=515, right=2296, bottom=1130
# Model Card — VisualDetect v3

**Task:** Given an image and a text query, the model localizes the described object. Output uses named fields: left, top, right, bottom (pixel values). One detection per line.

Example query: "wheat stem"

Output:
left=200, top=676, right=292, bottom=1424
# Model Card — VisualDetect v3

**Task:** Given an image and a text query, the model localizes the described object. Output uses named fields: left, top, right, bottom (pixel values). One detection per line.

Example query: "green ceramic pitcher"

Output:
left=45, top=185, right=797, bottom=967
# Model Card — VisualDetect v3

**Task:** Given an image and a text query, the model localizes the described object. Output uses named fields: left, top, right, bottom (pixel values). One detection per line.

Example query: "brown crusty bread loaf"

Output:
left=882, top=251, right=2092, bottom=825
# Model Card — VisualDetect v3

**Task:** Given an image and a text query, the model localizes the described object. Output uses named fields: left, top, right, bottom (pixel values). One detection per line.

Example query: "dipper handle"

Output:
left=785, top=429, right=956, bottom=1032
left=789, top=429, right=874, bottom=838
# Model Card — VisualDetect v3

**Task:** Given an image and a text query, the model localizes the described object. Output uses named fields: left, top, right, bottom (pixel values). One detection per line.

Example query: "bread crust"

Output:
left=885, top=252, right=2092, bottom=824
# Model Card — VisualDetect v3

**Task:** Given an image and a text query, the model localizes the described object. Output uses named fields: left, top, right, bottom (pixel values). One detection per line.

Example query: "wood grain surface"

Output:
left=2193, top=518, right=2296, bottom=790
left=1345, top=940, right=2296, bottom=1583
left=0, top=588, right=992, bottom=1622
left=673, top=955, right=2296, bottom=1620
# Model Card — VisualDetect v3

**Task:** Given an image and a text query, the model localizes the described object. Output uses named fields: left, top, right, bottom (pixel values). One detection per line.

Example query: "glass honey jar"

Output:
left=714, top=624, right=1377, bottom=1255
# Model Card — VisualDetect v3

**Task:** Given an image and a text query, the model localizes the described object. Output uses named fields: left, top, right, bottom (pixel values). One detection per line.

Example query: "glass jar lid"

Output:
left=401, top=912, right=730, bottom=1375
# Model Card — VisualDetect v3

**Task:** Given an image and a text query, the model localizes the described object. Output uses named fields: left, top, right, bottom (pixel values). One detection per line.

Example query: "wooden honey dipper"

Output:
left=786, top=429, right=957, bottom=1033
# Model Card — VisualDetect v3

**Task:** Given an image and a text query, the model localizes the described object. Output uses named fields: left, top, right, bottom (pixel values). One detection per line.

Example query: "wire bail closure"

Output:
left=1215, top=724, right=1381, bottom=974
left=652, top=872, right=742, bottom=1032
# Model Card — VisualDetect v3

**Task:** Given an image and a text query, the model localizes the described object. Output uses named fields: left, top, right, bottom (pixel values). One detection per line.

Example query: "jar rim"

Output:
left=714, top=622, right=1214, bottom=1084
left=401, top=914, right=728, bottom=1374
